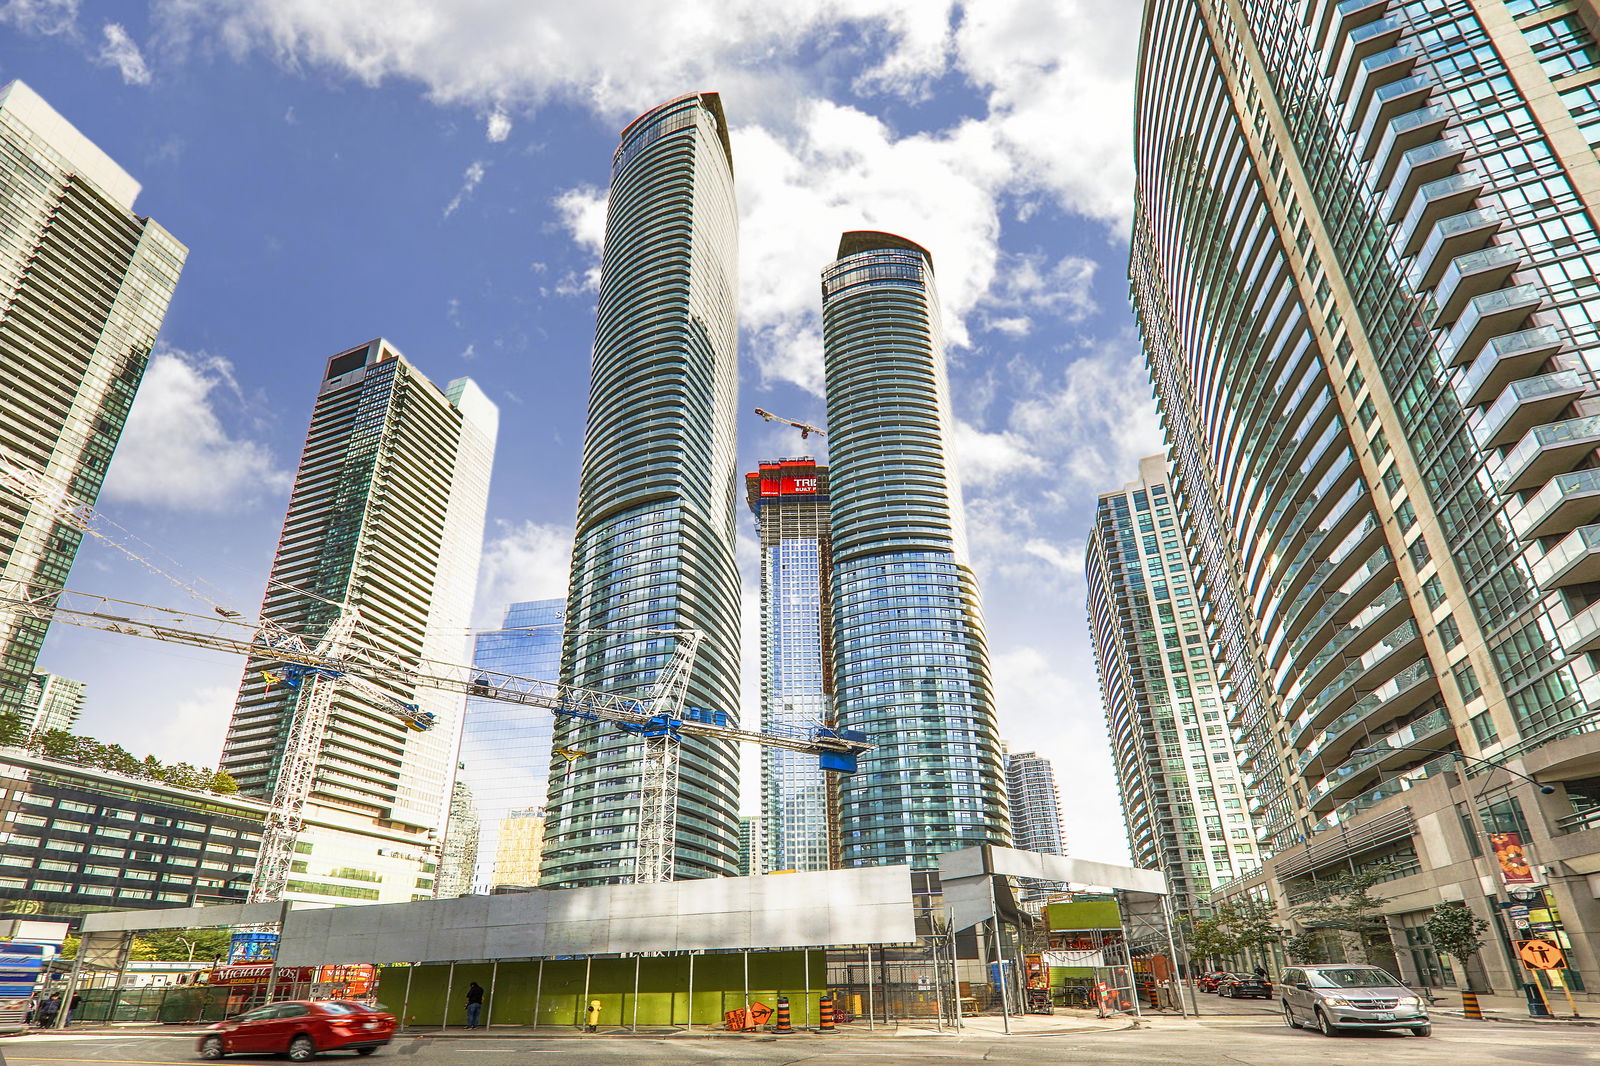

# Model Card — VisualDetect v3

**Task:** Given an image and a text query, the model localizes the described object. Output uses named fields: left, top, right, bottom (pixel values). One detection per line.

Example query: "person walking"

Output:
left=464, top=982, right=484, bottom=1029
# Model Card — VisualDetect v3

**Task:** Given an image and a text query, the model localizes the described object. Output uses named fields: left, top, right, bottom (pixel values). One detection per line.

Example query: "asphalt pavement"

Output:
left=0, top=1012, right=1594, bottom=1066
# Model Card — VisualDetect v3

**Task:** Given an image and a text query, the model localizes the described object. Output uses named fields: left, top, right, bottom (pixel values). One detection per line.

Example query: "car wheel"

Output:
left=1282, top=1002, right=1298, bottom=1029
left=200, top=1036, right=225, bottom=1060
left=288, top=1034, right=317, bottom=1061
left=1316, top=1009, right=1340, bottom=1037
left=1411, top=1024, right=1432, bottom=1037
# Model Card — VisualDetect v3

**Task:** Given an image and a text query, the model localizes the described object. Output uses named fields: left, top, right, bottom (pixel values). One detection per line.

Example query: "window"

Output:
left=1454, top=661, right=1483, bottom=702
left=1471, top=711, right=1499, bottom=747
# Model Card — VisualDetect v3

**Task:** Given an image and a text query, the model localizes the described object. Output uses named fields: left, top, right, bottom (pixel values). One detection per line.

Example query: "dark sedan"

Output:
left=1218, top=974, right=1273, bottom=999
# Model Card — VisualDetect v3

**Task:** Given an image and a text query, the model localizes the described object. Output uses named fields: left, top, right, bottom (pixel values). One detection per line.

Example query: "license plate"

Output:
left=1374, top=1012, right=1394, bottom=1021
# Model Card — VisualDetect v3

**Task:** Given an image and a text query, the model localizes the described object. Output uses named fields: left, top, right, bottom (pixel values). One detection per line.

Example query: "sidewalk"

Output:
left=1426, top=990, right=1599, bottom=1027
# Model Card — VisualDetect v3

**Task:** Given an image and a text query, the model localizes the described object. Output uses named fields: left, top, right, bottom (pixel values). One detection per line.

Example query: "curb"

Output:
left=1435, top=1011, right=1599, bottom=1028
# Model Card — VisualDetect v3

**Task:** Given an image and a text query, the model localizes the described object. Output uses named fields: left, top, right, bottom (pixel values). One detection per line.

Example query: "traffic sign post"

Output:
left=1514, top=940, right=1577, bottom=1018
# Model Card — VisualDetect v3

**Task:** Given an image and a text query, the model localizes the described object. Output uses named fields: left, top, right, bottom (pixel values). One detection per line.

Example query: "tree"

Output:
left=1423, top=902, right=1490, bottom=992
left=130, top=929, right=233, bottom=963
left=1290, top=867, right=1396, bottom=967
left=1184, top=911, right=1239, bottom=967
left=1231, top=899, right=1281, bottom=955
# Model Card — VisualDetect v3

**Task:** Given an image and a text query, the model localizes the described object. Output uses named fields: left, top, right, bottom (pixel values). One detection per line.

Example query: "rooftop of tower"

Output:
left=0, top=80, right=141, bottom=209
left=616, top=91, right=733, bottom=174
left=835, top=230, right=934, bottom=273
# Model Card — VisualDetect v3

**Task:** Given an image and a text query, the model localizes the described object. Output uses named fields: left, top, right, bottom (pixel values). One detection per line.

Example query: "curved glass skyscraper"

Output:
left=540, top=92, right=742, bottom=887
left=821, top=231, right=1009, bottom=869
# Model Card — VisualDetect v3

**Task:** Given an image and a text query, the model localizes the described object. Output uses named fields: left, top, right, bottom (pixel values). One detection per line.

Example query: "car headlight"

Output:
left=1397, top=996, right=1421, bottom=1007
left=1323, top=995, right=1352, bottom=1007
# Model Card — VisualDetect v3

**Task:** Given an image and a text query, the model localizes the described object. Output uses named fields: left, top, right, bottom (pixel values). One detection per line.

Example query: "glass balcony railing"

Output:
left=1472, top=369, right=1584, bottom=449
left=1512, top=467, right=1600, bottom=540
left=1531, top=523, right=1600, bottom=588
left=1494, top=413, right=1600, bottom=493
left=1558, top=598, right=1600, bottom=654
left=1277, top=520, right=1384, bottom=645
left=1298, top=617, right=1422, bottom=727
left=1455, top=325, right=1563, bottom=407
left=1397, top=171, right=1481, bottom=251
left=1410, top=207, right=1499, bottom=288
left=1289, top=579, right=1404, bottom=681
left=1305, top=705, right=1452, bottom=807
left=1443, top=284, right=1541, bottom=365
left=1279, top=547, right=1392, bottom=663
left=1435, top=243, right=1522, bottom=319
left=1315, top=753, right=1456, bottom=832
left=1359, top=73, right=1434, bottom=150
left=1381, top=139, right=1465, bottom=218
left=1294, top=657, right=1435, bottom=762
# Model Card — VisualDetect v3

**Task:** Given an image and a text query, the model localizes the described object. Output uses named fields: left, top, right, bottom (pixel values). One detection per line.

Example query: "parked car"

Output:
left=1218, top=973, right=1272, bottom=999
left=1198, top=971, right=1229, bottom=993
left=1279, top=964, right=1430, bottom=1037
left=197, top=1000, right=395, bottom=1060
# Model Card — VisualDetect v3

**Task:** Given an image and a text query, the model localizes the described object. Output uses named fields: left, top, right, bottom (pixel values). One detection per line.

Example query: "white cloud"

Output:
left=96, top=22, right=151, bottom=84
left=149, top=682, right=237, bottom=766
left=952, top=420, right=1042, bottom=488
left=102, top=347, right=292, bottom=512
left=0, top=0, right=79, bottom=36
left=474, top=519, right=572, bottom=629
left=442, top=159, right=486, bottom=218
left=485, top=106, right=511, bottom=142
left=550, top=184, right=607, bottom=295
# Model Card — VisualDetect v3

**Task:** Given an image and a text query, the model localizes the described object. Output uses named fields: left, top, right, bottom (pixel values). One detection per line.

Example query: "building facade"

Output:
left=460, top=599, right=562, bottom=892
left=541, top=92, right=743, bottom=888
left=1003, top=750, right=1067, bottom=859
left=1133, top=0, right=1600, bottom=994
left=738, top=815, right=763, bottom=878
left=491, top=808, right=545, bottom=890
left=821, top=230, right=1010, bottom=870
left=746, top=458, right=834, bottom=872
left=0, top=747, right=263, bottom=920
left=0, top=81, right=185, bottom=714
left=1086, top=457, right=1261, bottom=916
left=20, top=674, right=85, bottom=735
left=221, top=338, right=496, bottom=906
left=434, top=778, right=479, bottom=899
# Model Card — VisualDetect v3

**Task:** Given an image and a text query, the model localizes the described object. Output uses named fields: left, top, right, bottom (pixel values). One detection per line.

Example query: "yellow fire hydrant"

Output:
left=586, top=999, right=602, bottom=1032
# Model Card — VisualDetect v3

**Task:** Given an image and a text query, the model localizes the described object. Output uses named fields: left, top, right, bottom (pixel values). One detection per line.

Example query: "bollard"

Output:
left=773, top=996, right=794, bottom=1034
left=818, top=994, right=837, bottom=1033
left=1461, top=991, right=1483, bottom=1020
left=585, top=999, right=601, bottom=1032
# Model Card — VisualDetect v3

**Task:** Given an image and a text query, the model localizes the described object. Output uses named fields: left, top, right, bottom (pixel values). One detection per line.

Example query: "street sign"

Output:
left=1517, top=939, right=1565, bottom=970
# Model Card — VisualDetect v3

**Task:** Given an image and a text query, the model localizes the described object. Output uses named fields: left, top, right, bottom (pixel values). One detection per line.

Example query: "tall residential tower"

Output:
left=1003, top=749, right=1067, bottom=860
left=0, top=81, right=185, bottom=712
left=1087, top=457, right=1260, bottom=915
left=540, top=92, right=742, bottom=887
left=222, top=339, right=496, bottom=905
left=747, top=458, right=835, bottom=872
left=1134, top=0, right=1600, bottom=991
left=821, top=230, right=1009, bottom=869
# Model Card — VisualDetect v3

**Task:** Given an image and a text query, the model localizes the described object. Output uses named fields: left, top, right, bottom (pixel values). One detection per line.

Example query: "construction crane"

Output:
left=0, top=450, right=871, bottom=890
left=753, top=408, right=826, bottom=439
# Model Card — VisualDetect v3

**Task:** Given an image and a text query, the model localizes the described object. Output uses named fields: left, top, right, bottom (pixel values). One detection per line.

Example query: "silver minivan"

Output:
left=1279, top=964, right=1431, bottom=1037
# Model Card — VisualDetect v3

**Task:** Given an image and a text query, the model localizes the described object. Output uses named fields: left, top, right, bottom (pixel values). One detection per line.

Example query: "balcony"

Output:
left=1494, top=412, right=1600, bottom=494
left=1471, top=370, right=1587, bottom=449
left=1454, top=325, right=1565, bottom=408
left=1443, top=284, right=1544, bottom=367
left=1301, top=618, right=1425, bottom=731
left=1410, top=208, right=1501, bottom=290
left=1531, top=524, right=1600, bottom=589
left=1313, top=0, right=1389, bottom=53
left=1372, top=105, right=1450, bottom=188
left=1305, top=705, right=1453, bottom=811
left=1317, top=753, right=1455, bottom=832
left=1294, top=658, right=1438, bottom=767
left=1512, top=468, right=1600, bottom=540
left=1396, top=172, right=1483, bottom=255
left=1433, top=244, right=1522, bottom=325
left=1289, top=581, right=1408, bottom=696
left=1558, top=599, right=1600, bottom=654
left=1359, top=74, right=1435, bottom=158
left=1328, top=16, right=1404, bottom=97
left=1348, top=45, right=1419, bottom=128
left=1381, top=139, right=1468, bottom=220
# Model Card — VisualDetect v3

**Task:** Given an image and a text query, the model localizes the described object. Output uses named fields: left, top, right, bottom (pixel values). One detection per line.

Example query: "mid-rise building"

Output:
left=491, top=807, right=545, bottom=890
left=221, top=339, right=496, bottom=905
left=746, top=458, right=834, bottom=872
left=1086, top=458, right=1260, bottom=915
left=0, top=81, right=185, bottom=713
left=1132, top=0, right=1600, bottom=992
left=20, top=674, right=85, bottom=735
left=0, top=746, right=263, bottom=920
left=541, top=92, right=742, bottom=887
left=821, top=230, right=1010, bottom=869
left=460, top=600, right=562, bottom=892
left=738, top=815, right=763, bottom=877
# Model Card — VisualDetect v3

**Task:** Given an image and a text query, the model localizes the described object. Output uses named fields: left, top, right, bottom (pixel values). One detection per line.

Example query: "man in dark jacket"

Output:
left=465, top=982, right=484, bottom=1029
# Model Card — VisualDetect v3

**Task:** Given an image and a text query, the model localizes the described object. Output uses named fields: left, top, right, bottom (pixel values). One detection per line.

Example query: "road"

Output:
left=0, top=1015, right=1594, bottom=1066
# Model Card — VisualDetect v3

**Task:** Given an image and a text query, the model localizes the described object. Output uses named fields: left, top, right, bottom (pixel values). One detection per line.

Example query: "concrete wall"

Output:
left=375, top=953, right=827, bottom=1028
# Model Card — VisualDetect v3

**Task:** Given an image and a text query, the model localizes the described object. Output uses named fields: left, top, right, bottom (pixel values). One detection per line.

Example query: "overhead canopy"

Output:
left=938, top=846, right=1168, bottom=932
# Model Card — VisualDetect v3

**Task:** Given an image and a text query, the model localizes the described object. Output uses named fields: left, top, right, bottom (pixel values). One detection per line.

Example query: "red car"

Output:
left=197, top=1000, right=394, bottom=1060
left=1198, top=972, right=1229, bottom=993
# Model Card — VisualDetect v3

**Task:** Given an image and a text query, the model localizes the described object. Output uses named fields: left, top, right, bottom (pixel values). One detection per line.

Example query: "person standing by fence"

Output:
left=464, top=982, right=484, bottom=1029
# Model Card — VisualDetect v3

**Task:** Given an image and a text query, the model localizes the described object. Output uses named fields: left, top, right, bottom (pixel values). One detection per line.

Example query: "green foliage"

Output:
left=129, top=929, right=233, bottom=963
left=1286, top=928, right=1331, bottom=964
left=0, top=712, right=238, bottom=795
left=1184, top=912, right=1237, bottom=965
left=1290, top=867, right=1391, bottom=935
left=1423, top=902, right=1489, bottom=983
left=1184, top=899, right=1282, bottom=965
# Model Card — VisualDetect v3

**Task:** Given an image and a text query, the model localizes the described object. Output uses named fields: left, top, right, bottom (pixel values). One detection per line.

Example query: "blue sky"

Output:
left=3, top=1, right=1159, bottom=866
